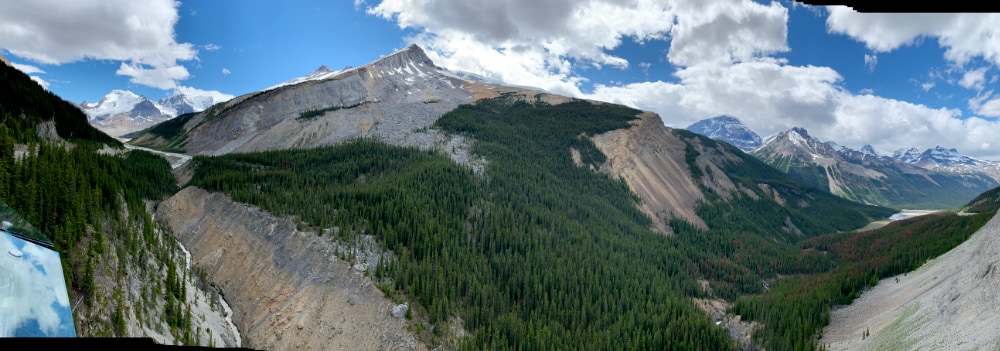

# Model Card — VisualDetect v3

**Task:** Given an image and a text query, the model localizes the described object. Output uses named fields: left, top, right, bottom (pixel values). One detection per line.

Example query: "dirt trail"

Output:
left=821, top=212, right=1000, bottom=350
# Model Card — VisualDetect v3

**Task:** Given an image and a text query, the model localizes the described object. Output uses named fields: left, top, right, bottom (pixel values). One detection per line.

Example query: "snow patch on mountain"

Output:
left=81, top=90, right=148, bottom=120
left=266, top=65, right=342, bottom=91
left=685, top=116, right=762, bottom=152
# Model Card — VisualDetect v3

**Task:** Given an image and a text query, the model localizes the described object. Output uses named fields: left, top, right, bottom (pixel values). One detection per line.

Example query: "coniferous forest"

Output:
left=188, top=95, right=985, bottom=350
left=3, top=55, right=998, bottom=349
left=0, top=62, right=201, bottom=340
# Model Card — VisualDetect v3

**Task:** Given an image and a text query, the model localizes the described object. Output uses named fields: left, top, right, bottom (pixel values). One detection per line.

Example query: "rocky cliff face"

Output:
left=155, top=187, right=424, bottom=351
left=592, top=112, right=708, bottom=234
left=135, top=45, right=478, bottom=158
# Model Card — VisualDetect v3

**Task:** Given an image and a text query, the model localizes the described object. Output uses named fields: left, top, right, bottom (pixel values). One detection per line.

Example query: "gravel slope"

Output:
left=821, top=212, right=1000, bottom=350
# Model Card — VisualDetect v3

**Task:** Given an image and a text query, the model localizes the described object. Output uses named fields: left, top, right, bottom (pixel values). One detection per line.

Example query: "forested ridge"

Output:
left=731, top=200, right=998, bottom=350
left=4, top=55, right=988, bottom=349
left=0, top=60, right=203, bottom=340
left=191, top=96, right=736, bottom=350
left=187, top=95, right=900, bottom=350
left=0, top=63, right=119, bottom=146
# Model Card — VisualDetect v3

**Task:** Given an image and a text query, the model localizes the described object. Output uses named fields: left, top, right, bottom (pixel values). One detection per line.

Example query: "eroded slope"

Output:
left=156, top=187, right=424, bottom=351
left=592, top=112, right=707, bottom=234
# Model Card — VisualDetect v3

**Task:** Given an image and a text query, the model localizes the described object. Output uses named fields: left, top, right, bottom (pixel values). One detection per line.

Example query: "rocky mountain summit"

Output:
left=685, top=115, right=762, bottom=152
left=753, top=127, right=997, bottom=209
left=130, top=45, right=490, bottom=158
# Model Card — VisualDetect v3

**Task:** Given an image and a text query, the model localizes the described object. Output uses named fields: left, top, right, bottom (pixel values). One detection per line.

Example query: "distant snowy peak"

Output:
left=81, top=90, right=228, bottom=121
left=898, top=146, right=985, bottom=168
left=685, top=115, right=762, bottom=152
left=157, top=93, right=224, bottom=116
left=267, top=65, right=342, bottom=91
left=756, top=127, right=836, bottom=158
left=860, top=145, right=879, bottom=157
left=80, top=90, right=148, bottom=119
left=893, top=147, right=923, bottom=164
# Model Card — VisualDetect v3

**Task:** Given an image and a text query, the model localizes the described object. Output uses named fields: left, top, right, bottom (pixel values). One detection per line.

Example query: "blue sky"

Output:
left=2, top=1, right=1000, bottom=159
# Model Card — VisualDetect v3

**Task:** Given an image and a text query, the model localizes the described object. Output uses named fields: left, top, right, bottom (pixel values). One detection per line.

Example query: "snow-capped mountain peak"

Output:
left=893, top=147, right=922, bottom=163
left=685, top=115, right=763, bottom=152
left=80, top=90, right=147, bottom=120
left=860, top=145, right=879, bottom=157
left=81, top=88, right=233, bottom=136
left=266, top=65, right=342, bottom=91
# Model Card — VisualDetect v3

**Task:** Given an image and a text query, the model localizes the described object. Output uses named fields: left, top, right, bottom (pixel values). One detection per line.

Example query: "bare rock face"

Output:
left=175, top=45, right=475, bottom=157
left=155, top=187, right=425, bottom=351
left=591, top=112, right=708, bottom=234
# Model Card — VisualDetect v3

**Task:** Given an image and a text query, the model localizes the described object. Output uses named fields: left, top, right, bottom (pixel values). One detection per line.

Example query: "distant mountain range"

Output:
left=686, top=116, right=1000, bottom=209
left=80, top=89, right=231, bottom=137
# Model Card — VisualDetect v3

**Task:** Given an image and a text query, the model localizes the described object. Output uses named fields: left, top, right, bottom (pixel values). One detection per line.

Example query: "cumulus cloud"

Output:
left=976, top=98, right=1000, bottom=117
left=175, top=85, right=235, bottom=103
left=959, top=67, right=988, bottom=90
left=222, top=67, right=231, bottom=75
left=203, top=44, right=221, bottom=51
left=587, top=61, right=844, bottom=137
left=363, top=0, right=1000, bottom=159
left=826, top=9, right=1000, bottom=67
left=369, top=0, right=677, bottom=69
left=0, top=0, right=196, bottom=89
left=367, top=0, right=791, bottom=94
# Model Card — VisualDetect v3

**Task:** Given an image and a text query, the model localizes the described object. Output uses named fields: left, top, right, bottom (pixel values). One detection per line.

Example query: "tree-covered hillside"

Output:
left=0, top=60, right=218, bottom=341
left=187, top=95, right=895, bottom=349
left=0, top=62, right=119, bottom=146
left=731, top=191, right=999, bottom=350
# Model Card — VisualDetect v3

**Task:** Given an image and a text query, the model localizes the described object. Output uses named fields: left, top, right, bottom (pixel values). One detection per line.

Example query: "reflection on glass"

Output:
left=0, top=226, right=76, bottom=337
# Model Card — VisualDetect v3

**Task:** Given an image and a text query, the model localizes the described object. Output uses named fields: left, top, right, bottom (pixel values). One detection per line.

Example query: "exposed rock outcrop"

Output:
left=156, top=187, right=424, bottom=351
left=591, top=112, right=707, bottom=234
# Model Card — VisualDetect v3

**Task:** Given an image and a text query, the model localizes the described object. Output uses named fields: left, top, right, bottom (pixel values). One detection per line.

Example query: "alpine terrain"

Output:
left=751, top=127, right=997, bottom=209
left=80, top=89, right=231, bottom=137
left=685, top=115, right=763, bottom=152
left=6, top=42, right=999, bottom=351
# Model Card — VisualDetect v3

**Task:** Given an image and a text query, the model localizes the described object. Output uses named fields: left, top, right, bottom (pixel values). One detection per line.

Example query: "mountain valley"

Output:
left=2, top=43, right=999, bottom=351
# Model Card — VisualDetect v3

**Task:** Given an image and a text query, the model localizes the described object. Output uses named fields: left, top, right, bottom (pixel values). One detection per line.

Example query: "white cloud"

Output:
left=203, top=44, right=221, bottom=51
left=959, top=67, right=988, bottom=90
left=115, top=62, right=189, bottom=90
left=665, top=0, right=789, bottom=66
left=977, top=97, right=1000, bottom=117
left=29, top=75, right=50, bottom=89
left=0, top=0, right=196, bottom=90
left=826, top=9, right=1000, bottom=68
left=222, top=67, right=231, bottom=75
left=363, top=0, right=1000, bottom=159
left=367, top=0, right=791, bottom=95
left=9, top=62, right=49, bottom=89
left=859, top=88, right=873, bottom=95
left=587, top=60, right=1000, bottom=159
left=588, top=61, right=844, bottom=136
left=864, top=53, right=877, bottom=72
left=10, top=63, right=45, bottom=75
left=175, top=85, right=235, bottom=102
left=370, top=0, right=683, bottom=71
